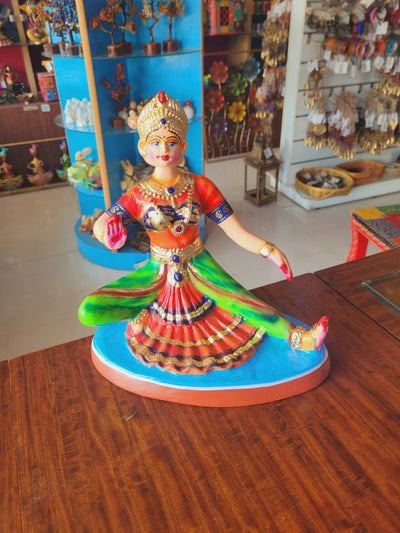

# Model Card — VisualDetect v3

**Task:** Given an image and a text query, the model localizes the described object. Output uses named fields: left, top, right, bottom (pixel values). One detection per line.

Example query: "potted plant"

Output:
left=119, top=0, right=138, bottom=55
left=138, top=0, right=164, bottom=55
left=89, top=0, right=138, bottom=57
left=102, top=63, right=132, bottom=128
left=37, top=0, right=59, bottom=55
left=159, top=0, right=185, bottom=52
left=51, top=0, right=80, bottom=56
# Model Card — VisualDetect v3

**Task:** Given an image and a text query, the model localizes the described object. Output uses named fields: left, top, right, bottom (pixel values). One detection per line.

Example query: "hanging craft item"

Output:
left=302, top=61, right=328, bottom=109
left=261, top=1, right=291, bottom=68
left=358, top=86, right=399, bottom=155
left=304, top=101, right=328, bottom=150
left=327, top=91, right=358, bottom=159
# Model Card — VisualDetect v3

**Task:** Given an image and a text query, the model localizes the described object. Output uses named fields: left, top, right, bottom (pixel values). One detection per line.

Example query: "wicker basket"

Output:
left=381, top=163, right=400, bottom=179
left=336, top=160, right=385, bottom=186
left=295, top=167, right=354, bottom=201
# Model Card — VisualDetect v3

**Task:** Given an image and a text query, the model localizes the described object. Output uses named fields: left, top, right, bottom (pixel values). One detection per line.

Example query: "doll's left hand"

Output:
left=268, top=247, right=293, bottom=281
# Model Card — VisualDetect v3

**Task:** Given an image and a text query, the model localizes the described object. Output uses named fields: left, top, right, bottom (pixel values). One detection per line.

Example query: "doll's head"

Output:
left=137, top=91, right=188, bottom=142
left=137, top=91, right=188, bottom=167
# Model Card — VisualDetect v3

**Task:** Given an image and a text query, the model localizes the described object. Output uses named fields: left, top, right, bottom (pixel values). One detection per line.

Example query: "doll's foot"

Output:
left=289, top=316, right=329, bottom=351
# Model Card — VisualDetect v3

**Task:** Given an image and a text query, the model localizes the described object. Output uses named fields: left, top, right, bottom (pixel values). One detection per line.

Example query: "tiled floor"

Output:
left=2, top=157, right=399, bottom=360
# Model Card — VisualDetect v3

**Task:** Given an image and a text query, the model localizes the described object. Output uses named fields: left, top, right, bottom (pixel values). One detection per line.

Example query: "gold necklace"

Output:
left=139, top=172, right=194, bottom=235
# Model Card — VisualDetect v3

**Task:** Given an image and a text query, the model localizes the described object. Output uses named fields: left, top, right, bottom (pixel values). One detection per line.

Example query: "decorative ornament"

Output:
left=102, top=63, right=132, bottom=129
left=159, top=0, right=185, bottom=52
left=26, top=143, right=53, bottom=186
left=56, top=140, right=71, bottom=180
left=0, top=147, right=23, bottom=190
left=89, top=0, right=138, bottom=57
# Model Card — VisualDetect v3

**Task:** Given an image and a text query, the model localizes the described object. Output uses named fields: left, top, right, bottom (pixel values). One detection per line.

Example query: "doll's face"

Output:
left=138, top=127, right=187, bottom=167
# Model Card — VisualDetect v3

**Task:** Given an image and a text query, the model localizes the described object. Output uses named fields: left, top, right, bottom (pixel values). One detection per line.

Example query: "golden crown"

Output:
left=137, top=91, right=188, bottom=141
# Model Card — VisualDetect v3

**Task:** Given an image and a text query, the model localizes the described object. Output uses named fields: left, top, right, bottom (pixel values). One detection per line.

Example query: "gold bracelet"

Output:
left=258, top=241, right=276, bottom=258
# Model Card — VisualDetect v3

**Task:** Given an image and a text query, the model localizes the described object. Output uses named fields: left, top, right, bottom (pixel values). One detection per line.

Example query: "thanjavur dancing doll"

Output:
left=78, top=91, right=328, bottom=375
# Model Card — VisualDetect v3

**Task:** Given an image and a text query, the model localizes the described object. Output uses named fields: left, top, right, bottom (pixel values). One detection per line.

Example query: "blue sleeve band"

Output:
left=106, top=202, right=137, bottom=226
left=206, top=200, right=233, bottom=224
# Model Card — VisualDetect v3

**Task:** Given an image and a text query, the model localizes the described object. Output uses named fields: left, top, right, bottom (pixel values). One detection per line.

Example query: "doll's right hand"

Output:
left=104, top=214, right=127, bottom=250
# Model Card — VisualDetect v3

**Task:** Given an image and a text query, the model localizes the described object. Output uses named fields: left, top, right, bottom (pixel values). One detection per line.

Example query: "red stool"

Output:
left=347, top=205, right=400, bottom=262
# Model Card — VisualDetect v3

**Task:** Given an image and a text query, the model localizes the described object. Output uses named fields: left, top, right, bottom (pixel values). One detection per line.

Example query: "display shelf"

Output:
left=90, top=47, right=201, bottom=60
left=0, top=179, right=67, bottom=198
left=0, top=100, right=67, bottom=196
left=52, top=0, right=204, bottom=269
left=280, top=175, right=400, bottom=211
left=280, top=0, right=400, bottom=210
left=0, top=1, right=70, bottom=196
left=55, top=114, right=95, bottom=134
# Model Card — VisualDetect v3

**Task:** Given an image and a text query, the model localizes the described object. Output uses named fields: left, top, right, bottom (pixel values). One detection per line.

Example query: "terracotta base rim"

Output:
left=91, top=342, right=330, bottom=407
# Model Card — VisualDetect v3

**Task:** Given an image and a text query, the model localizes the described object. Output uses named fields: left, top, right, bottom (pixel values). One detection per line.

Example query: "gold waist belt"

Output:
left=150, top=236, right=204, bottom=266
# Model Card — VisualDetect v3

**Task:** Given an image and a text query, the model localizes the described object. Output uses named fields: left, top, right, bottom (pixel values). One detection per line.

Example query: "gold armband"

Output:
left=258, top=241, right=276, bottom=258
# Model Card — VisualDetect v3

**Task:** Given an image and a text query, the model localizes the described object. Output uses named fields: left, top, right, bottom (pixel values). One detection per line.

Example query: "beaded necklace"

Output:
left=138, top=172, right=194, bottom=236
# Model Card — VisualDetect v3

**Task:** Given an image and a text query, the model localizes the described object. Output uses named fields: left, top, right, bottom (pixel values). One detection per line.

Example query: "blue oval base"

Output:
left=91, top=318, right=330, bottom=407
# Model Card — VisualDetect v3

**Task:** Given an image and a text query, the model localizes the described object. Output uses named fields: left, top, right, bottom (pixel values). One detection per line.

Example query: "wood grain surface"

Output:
left=5, top=273, right=400, bottom=532
left=316, top=248, right=400, bottom=341
left=1, top=361, right=21, bottom=532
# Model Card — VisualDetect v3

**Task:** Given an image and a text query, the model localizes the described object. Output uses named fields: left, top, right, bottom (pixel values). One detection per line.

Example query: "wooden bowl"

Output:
left=336, top=160, right=385, bottom=186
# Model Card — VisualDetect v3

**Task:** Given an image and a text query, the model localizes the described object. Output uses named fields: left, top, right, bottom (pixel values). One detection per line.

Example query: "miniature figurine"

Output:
left=26, top=144, right=53, bottom=186
left=79, top=91, right=328, bottom=380
left=120, top=159, right=138, bottom=190
left=0, top=21, right=13, bottom=46
left=56, top=140, right=71, bottom=180
left=183, top=99, right=194, bottom=120
left=0, top=147, right=23, bottom=190
left=0, top=6, right=14, bottom=46
left=64, top=98, right=94, bottom=128
left=67, top=147, right=93, bottom=186
left=20, top=0, right=48, bottom=44
left=80, top=208, right=105, bottom=234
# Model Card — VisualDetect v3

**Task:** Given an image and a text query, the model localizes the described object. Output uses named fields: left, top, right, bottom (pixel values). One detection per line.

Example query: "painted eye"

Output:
left=149, top=140, right=160, bottom=147
left=168, top=141, right=178, bottom=147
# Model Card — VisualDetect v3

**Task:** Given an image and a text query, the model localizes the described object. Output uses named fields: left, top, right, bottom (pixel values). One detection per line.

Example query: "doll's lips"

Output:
left=161, top=155, right=169, bottom=161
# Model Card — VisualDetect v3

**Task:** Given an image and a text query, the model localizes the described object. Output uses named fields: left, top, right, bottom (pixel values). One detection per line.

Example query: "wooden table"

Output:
left=317, top=248, right=400, bottom=341
left=3, top=273, right=400, bottom=532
